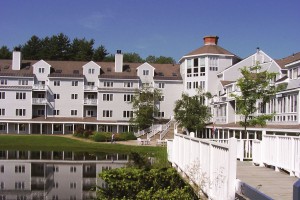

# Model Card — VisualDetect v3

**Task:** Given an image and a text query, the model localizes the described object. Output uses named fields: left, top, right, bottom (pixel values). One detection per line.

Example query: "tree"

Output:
left=93, top=45, right=109, bottom=61
left=123, top=52, right=144, bottom=63
left=0, top=46, right=12, bottom=59
left=22, top=35, right=42, bottom=60
left=145, top=55, right=176, bottom=64
left=130, top=86, right=162, bottom=130
left=70, top=38, right=94, bottom=61
left=231, top=64, right=279, bottom=133
left=174, top=90, right=212, bottom=133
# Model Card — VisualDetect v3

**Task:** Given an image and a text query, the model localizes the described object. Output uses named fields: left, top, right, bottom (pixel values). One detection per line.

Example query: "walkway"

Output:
left=237, top=161, right=299, bottom=200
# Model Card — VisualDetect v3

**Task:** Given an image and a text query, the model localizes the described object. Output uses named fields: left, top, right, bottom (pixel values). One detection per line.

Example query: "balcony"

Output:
left=33, top=98, right=47, bottom=105
left=84, top=85, right=98, bottom=91
left=84, top=99, right=97, bottom=105
left=33, top=84, right=46, bottom=90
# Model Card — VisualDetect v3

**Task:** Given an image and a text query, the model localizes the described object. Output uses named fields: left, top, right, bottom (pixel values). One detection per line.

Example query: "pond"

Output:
left=0, top=150, right=129, bottom=200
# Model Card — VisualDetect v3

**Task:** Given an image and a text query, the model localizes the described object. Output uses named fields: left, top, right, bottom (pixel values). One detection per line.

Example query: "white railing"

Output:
left=159, top=119, right=173, bottom=140
left=84, top=85, right=98, bottom=91
left=269, top=113, right=298, bottom=124
left=168, top=133, right=237, bottom=200
left=134, top=127, right=151, bottom=137
left=32, top=98, right=47, bottom=104
left=84, top=99, right=97, bottom=105
left=33, top=84, right=46, bottom=90
left=147, top=125, right=162, bottom=139
left=252, top=135, right=300, bottom=178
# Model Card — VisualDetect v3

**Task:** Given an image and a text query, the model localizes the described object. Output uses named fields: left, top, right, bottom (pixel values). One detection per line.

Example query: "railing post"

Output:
left=228, top=137, right=237, bottom=200
left=275, top=135, right=280, bottom=172
left=260, top=130, right=266, bottom=167
left=290, top=137, right=295, bottom=176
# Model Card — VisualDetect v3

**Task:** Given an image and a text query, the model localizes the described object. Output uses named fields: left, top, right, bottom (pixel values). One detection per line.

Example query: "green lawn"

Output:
left=0, top=135, right=168, bottom=167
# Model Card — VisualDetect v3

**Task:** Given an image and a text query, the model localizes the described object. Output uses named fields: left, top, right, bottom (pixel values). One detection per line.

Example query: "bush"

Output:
left=91, top=132, right=111, bottom=142
left=115, top=132, right=136, bottom=141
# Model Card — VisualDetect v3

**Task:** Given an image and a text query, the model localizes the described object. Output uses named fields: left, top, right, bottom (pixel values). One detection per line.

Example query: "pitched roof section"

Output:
left=184, top=45, right=236, bottom=57
left=220, top=80, right=235, bottom=86
left=275, top=52, right=300, bottom=68
left=0, top=59, right=182, bottom=80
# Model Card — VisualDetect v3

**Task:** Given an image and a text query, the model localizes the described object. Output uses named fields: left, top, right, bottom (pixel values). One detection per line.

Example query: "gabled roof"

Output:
left=220, top=80, right=235, bottom=86
left=275, top=52, right=300, bottom=68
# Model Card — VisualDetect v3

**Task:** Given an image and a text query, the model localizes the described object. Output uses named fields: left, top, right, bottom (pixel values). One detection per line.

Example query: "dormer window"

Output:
left=39, top=68, right=45, bottom=73
left=143, top=70, right=149, bottom=76
left=124, top=82, right=133, bottom=88
left=88, top=68, right=95, bottom=74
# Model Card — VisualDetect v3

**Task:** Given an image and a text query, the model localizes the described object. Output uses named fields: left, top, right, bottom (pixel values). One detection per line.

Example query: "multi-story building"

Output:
left=0, top=36, right=300, bottom=136
left=0, top=50, right=182, bottom=134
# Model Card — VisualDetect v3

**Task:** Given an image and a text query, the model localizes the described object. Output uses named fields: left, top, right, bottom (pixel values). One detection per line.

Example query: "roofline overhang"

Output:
left=179, top=53, right=235, bottom=63
left=285, top=60, right=300, bottom=68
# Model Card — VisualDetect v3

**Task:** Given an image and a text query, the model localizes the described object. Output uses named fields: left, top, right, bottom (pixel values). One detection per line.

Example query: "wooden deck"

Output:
left=237, top=161, right=299, bottom=200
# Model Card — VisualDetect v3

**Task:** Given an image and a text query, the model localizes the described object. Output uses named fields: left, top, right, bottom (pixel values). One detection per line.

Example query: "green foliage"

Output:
left=127, top=152, right=151, bottom=169
left=231, top=65, right=279, bottom=132
left=70, top=38, right=95, bottom=61
left=145, top=55, right=175, bottom=64
left=73, top=126, right=93, bottom=138
left=130, top=86, right=162, bottom=130
left=97, top=167, right=198, bottom=200
left=93, top=45, right=109, bottom=61
left=174, top=90, right=212, bottom=132
left=0, top=46, right=12, bottom=59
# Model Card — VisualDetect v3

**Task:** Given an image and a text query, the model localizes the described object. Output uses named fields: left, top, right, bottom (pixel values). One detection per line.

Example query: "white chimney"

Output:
left=115, top=50, right=123, bottom=72
left=12, top=51, right=21, bottom=70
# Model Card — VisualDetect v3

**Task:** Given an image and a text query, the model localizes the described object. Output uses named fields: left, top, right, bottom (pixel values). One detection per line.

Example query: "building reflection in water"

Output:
left=0, top=150, right=129, bottom=200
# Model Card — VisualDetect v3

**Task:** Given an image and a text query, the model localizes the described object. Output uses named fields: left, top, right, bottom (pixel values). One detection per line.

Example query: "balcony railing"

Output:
left=33, top=84, right=46, bottom=90
left=84, top=99, right=97, bottom=105
left=84, top=85, right=98, bottom=91
left=32, top=98, right=47, bottom=104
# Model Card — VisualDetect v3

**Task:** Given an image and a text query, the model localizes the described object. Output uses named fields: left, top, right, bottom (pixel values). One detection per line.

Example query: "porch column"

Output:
left=40, top=124, right=42, bottom=134
left=6, top=123, right=8, bottom=134
left=222, top=129, right=225, bottom=139
left=233, top=130, right=236, bottom=139
left=117, top=125, right=119, bottom=133
left=254, top=131, right=257, bottom=139
left=84, top=124, right=86, bottom=130
left=96, top=124, right=98, bottom=132
left=52, top=124, right=54, bottom=134
left=17, top=123, right=20, bottom=134
left=28, top=123, right=31, bottom=134
left=73, top=124, right=75, bottom=134
left=239, top=130, right=242, bottom=139
left=62, top=123, right=65, bottom=135
left=128, top=125, right=130, bottom=132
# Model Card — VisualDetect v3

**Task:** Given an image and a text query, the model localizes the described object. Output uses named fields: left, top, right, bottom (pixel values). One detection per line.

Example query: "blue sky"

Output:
left=1, top=0, right=299, bottom=61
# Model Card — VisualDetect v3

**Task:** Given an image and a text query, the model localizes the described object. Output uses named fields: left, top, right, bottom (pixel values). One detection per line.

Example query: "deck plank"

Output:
left=237, top=161, right=299, bottom=200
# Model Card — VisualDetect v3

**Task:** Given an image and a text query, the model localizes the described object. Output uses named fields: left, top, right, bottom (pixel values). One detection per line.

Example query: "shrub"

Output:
left=115, top=132, right=136, bottom=141
left=91, top=132, right=111, bottom=142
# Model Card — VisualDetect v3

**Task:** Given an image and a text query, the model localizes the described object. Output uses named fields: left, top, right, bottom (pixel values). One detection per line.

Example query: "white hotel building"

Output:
left=0, top=36, right=300, bottom=135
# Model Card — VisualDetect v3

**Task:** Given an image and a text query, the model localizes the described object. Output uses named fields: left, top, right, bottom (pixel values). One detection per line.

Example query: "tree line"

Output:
left=0, top=33, right=175, bottom=64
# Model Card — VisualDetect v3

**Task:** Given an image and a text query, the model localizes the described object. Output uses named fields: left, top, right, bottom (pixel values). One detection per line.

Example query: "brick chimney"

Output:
left=203, top=36, right=219, bottom=45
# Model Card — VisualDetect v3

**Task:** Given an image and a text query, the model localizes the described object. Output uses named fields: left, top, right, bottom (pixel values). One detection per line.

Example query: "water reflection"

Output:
left=0, top=150, right=128, bottom=200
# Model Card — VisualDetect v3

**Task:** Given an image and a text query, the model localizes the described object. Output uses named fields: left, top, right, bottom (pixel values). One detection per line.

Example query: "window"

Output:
left=104, top=81, right=113, bottom=87
left=0, top=109, right=4, bottom=116
left=187, top=82, right=192, bottom=90
left=15, top=182, right=25, bottom=190
left=71, top=110, right=78, bottom=116
left=71, top=94, right=78, bottom=99
left=0, top=79, right=7, bottom=85
left=70, top=182, right=76, bottom=189
left=187, top=59, right=192, bottom=68
left=209, top=56, right=218, bottom=71
left=124, top=82, right=133, bottom=88
left=72, top=81, right=78, bottom=86
left=54, top=94, right=60, bottom=99
left=0, top=195, right=6, bottom=200
left=16, top=109, right=26, bottom=116
left=156, top=112, right=165, bottom=118
left=193, top=81, right=198, bottom=89
left=17, top=195, right=27, bottom=200
left=37, top=93, right=45, bottom=98
left=160, top=96, right=165, bottom=101
left=15, top=165, right=25, bottom=173
left=0, top=182, right=3, bottom=190
left=193, top=58, right=198, bottom=67
left=143, top=70, right=149, bottom=75
left=18, top=80, right=28, bottom=85
left=199, top=81, right=205, bottom=90
left=158, top=83, right=165, bottom=88
left=16, top=92, right=26, bottom=99
left=53, top=182, right=59, bottom=188
left=14, top=124, right=26, bottom=132
left=87, top=82, right=95, bottom=86
left=200, top=66, right=205, bottom=76
left=53, top=166, right=59, bottom=172
left=37, top=109, right=45, bottom=116
left=54, top=81, right=60, bottom=86
left=123, top=111, right=133, bottom=118
left=200, top=57, right=205, bottom=66
left=39, top=68, right=45, bottom=73
left=0, top=125, right=6, bottom=131
left=53, top=110, right=60, bottom=116
left=103, top=110, right=112, bottom=117
left=70, top=166, right=77, bottom=173
left=103, top=94, right=113, bottom=101
left=0, top=92, right=5, bottom=99
left=124, top=94, right=133, bottom=102
left=0, top=165, right=3, bottom=173
left=88, top=68, right=95, bottom=74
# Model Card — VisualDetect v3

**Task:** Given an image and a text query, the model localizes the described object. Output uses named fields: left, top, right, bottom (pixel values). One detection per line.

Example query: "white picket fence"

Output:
left=252, top=135, right=300, bottom=177
left=167, top=133, right=237, bottom=200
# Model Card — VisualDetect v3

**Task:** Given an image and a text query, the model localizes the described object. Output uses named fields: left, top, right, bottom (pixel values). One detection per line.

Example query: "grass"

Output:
left=0, top=135, right=168, bottom=167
